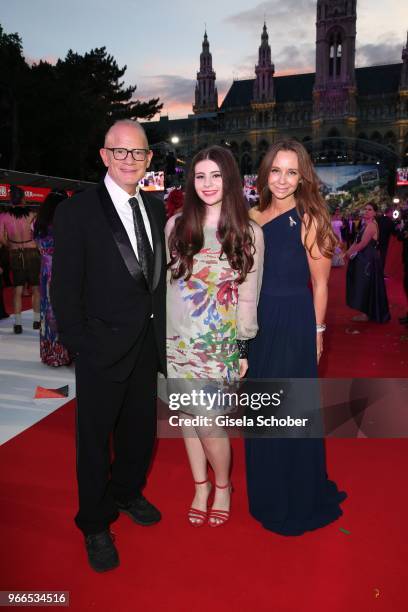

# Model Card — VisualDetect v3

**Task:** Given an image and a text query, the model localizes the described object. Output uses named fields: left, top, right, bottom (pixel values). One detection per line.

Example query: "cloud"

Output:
left=356, top=41, right=402, bottom=66
left=136, top=75, right=231, bottom=119
left=138, top=75, right=195, bottom=106
left=224, top=0, right=315, bottom=29
left=225, top=1, right=316, bottom=75
left=274, top=43, right=315, bottom=73
left=232, top=41, right=315, bottom=78
left=232, top=54, right=258, bottom=79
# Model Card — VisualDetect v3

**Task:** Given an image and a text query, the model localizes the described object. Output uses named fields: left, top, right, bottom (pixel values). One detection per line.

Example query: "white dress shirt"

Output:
left=104, top=173, right=153, bottom=260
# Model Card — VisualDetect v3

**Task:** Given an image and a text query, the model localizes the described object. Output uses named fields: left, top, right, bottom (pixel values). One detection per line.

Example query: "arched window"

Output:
left=230, top=142, right=239, bottom=161
left=241, top=154, right=253, bottom=175
left=384, top=132, right=396, bottom=150
left=371, top=131, right=382, bottom=144
left=329, top=38, right=335, bottom=77
left=241, top=141, right=252, bottom=154
left=328, top=128, right=340, bottom=138
left=328, top=30, right=343, bottom=78
left=258, top=139, right=269, bottom=154
left=336, top=42, right=342, bottom=76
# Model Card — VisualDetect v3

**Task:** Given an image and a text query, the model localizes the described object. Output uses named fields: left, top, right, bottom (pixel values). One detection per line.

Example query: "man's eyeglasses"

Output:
left=105, top=147, right=150, bottom=161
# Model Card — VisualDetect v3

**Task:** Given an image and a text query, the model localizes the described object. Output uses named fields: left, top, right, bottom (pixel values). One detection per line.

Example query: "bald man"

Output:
left=51, top=120, right=166, bottom=572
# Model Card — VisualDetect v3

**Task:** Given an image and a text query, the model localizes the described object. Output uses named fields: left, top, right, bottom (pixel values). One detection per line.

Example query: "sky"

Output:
left=1, top=0, right=407, bottom=119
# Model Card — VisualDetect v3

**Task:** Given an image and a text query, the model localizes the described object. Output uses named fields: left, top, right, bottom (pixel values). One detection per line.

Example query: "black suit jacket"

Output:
left=51, top=182, right=166, bottom=382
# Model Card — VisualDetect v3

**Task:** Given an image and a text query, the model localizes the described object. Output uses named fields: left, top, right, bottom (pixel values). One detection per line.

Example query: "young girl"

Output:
left=166, top=145, right=263, bottom=527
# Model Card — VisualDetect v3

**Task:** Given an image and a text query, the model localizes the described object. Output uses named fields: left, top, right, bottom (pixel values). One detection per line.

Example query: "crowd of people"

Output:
left=0, top=119, right=407, bottom=574
left=329, top=203, right=408, bottom=326
left=0, top=186, right=72, bottom=366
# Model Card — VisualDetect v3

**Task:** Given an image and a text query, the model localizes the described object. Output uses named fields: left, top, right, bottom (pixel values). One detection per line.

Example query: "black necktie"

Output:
left=128, top=196, right=154, bottom=288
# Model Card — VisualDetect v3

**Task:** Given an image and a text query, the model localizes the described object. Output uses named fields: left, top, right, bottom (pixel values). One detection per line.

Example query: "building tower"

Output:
left=400, top=32, right=408, bottom=92
left=252, top=23, right=275, bottom=104
left=193, top=30, right=218, bottom=114
left=398, top=32, right=408, bottom=162
left=313, top=0, right=357, bottom=135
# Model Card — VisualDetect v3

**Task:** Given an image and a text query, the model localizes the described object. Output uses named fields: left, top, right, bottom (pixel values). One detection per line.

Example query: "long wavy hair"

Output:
left=33, top=190, right=68, bottom=238
left=257, top=139, right=336, bottom=258
left=168, top=145, right=254, bottom=283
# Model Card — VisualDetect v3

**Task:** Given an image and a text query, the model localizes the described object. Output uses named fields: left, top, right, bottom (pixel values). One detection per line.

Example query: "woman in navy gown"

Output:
left=246, top=139, right=347, bottom=535
left=345, top=202, right=390, bottom=323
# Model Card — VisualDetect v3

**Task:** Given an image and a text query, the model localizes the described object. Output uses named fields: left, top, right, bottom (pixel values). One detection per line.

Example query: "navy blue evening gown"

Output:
left=346, top=227, right=390, bottom=323
left=245, top=208, right=346, bottom=536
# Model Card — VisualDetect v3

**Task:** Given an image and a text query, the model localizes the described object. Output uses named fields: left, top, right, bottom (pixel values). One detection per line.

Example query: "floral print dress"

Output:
left=166, top=221, right=264, bottom=381
left=35, top=230, right=71, bottom=367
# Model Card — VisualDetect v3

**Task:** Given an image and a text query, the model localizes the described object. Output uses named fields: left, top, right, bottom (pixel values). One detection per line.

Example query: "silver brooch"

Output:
left=289, top=216, right=297, bottom=227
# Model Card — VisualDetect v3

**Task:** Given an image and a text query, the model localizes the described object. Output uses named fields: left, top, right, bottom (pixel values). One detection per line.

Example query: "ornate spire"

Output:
left=261, top=21, right=268, bottom=42
left=252, top=22, right=275, bottom=104
left=193, top=30, right=218, bottom=114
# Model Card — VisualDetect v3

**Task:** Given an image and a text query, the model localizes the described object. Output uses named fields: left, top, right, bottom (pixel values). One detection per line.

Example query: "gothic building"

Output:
left=145, top=0, right=408, bottom=180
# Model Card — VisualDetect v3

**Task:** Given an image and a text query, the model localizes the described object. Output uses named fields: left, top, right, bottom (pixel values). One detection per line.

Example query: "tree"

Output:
left=0, top=24, right=163, bottom=179
left=0, top=25, right=29, bottom=169
left=46, top=47, right=162, bottom=179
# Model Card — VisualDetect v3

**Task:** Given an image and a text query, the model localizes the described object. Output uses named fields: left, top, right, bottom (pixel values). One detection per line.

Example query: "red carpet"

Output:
left=1, top=236, right=407, bottom=611
left=319, top=237, right=407, bottom=378
left=1, top=411, right=406, bottom=611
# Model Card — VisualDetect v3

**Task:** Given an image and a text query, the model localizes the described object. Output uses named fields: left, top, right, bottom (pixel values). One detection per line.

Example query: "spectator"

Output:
left=0, top=186, right=40, bottom=333
left=33, top=191, right=72, bottom=366
left=345, top=203, right=390, bottom=323
left=396, top=209, right=408, bottom=327
left=377, top=207, right=397, bottom=273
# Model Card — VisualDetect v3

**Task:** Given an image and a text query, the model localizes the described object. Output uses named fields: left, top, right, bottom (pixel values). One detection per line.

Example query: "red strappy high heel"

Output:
left=208, top=482, right=232, bottom=527
left=188, top=479, right=212, bottom=527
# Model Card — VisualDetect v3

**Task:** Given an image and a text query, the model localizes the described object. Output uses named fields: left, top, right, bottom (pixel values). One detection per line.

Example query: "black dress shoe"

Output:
left=116, top=495, right=161, bottom=526
left=85, top=530, right=119, bottom=573
left=33, top=321, right=40, bottom=330
left=13, top=324, right=22, bottom=334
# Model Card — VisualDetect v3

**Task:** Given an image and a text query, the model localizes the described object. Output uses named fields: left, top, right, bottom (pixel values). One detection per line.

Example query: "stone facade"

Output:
left=145, top=1, right=408, bottom=175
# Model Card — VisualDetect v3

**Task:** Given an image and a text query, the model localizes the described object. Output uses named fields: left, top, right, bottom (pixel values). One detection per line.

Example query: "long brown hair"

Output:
left=168, top=145, right=254, bottom=283
left=257, top=139, right=336, bottom=258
